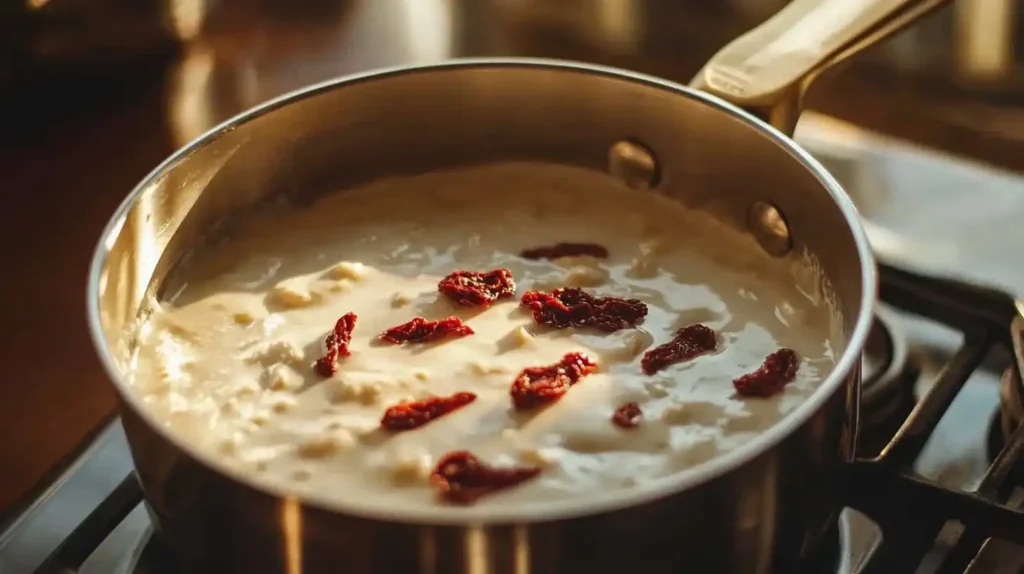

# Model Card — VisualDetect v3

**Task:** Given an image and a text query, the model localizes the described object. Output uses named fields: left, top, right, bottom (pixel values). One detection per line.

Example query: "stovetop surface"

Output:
left=3, top=115, right=1024, bottom=573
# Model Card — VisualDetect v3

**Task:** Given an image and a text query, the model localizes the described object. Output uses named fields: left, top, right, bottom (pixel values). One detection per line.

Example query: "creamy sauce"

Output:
left=131, top=163, right=839, bottom=513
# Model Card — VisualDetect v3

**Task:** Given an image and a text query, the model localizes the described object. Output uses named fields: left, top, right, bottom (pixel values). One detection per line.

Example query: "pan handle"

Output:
left=690, top=0, right=951, bottom=135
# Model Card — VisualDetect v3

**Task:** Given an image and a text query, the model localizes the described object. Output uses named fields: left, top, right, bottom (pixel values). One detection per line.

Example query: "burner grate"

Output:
left=32, top=475, right=143, bottom=574
left=845, top=263, right=1024, bottom=573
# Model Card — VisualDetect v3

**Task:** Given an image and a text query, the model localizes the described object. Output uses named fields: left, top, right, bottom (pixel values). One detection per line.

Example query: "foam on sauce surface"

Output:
left=131, top=163, right=839, bottom=512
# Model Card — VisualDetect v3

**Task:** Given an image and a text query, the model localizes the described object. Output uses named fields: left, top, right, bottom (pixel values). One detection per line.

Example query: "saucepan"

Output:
left=87, top=0, right=951, bottom=572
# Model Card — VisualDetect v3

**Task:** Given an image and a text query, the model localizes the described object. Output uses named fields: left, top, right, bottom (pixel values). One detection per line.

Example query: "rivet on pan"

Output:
left=748, top=201, right=793, bottom=257
left=608, top=140, right=660, bottom=190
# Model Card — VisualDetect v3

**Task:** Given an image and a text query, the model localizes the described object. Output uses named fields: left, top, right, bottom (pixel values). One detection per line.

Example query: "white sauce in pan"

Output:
left=130, top=163, right=839, bottom=512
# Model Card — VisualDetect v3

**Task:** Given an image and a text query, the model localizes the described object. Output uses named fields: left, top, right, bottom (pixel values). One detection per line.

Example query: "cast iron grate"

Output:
left=845, top=263, right=1024, bottom=573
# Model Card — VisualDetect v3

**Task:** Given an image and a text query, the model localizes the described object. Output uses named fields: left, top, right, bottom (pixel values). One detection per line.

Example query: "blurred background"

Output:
left=2, top=0, right=1024, bottom=522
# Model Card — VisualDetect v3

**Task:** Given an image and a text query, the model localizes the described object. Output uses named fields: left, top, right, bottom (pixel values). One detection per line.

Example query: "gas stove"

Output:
left=2, top=115, right=1024, bottom=574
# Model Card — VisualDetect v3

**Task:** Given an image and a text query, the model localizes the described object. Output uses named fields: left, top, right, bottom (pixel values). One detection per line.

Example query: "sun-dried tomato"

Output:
left=612, top=402, right=643, bottom=428
left=520, top=242, right=609, bottom=260
left=380, top=392, right=477, bottom=431
left=379, top=316, right=474, bottom=344
left=510, top=352, right=597, bottom=410
left=313, top=312, right=357, bottom=377
left=641, top=324, right=717, bottom=375
left=430, top=451, right=541, bottom=504
left=438, top=268, right=516, bottom=308
left=519, top=288, right=647, bottom=332
left=733, top=348, right=800, bottom=397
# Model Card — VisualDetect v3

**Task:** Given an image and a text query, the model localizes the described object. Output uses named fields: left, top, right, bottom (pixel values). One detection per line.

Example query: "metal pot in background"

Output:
left=89, top=1, right=952, bottom=573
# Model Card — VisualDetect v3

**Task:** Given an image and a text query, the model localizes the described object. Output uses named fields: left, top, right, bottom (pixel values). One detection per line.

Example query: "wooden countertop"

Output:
left=0, top=75, right=174, bottom=516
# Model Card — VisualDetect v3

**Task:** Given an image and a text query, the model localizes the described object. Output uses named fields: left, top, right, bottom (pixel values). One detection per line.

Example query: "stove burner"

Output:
left=989, top=330, right=1024, bottom=473
left=988, top=365, right=1016, bottom=463
left=857, top=308, right=921, bottom=457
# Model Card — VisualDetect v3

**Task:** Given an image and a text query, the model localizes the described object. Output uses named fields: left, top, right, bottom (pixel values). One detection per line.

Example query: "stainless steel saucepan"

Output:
left=87, top=1, right=950, bottom=572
